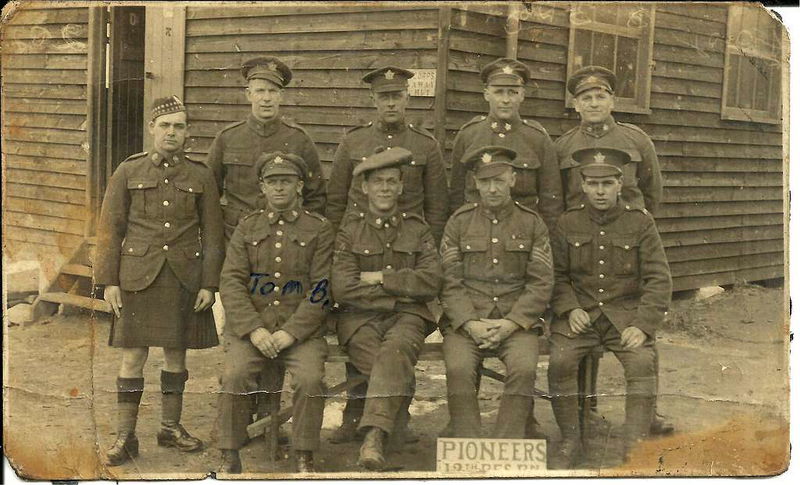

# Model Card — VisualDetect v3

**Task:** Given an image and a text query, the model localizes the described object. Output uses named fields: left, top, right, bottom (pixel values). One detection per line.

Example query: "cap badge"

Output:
left=593, top=152, right=606, bottom=164
left=502, top=65, right=514, bottom=75
left=585, top=75, right=599, bottom=84
left=274, top=156, right=284, bottom=164
left=384, top=69, right=395, bottom=80
left=267, top=61, right=277, bottom=71
left=481, top=153, right=493, bottom=164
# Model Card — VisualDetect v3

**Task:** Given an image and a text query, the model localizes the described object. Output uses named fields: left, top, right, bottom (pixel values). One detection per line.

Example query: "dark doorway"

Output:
left=107, top=6, right=146, bottom=175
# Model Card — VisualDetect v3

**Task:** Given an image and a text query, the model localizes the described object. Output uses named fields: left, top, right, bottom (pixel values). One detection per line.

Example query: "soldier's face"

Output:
left=246, top=79, right=283, bottom=122
left=261, top=175, right=303, bottom=210
left=574, top=88, right=615, bottom=123
left=371, top=90, right=409, bottom=125
left=484, top=86, right=525, bottom=120
left=581, top=175, right=622, bottom=210
left=362, top=167, right=403, bottom=213
left=474, top=168, right=516, bottom=209
left=149, top=111, right=187, bottom=154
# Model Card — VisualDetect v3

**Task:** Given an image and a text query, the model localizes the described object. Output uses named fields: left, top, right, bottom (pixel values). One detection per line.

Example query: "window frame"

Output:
left=720, top=5, right=784, bottom=125
left=565, top=3, right=655, bottom=115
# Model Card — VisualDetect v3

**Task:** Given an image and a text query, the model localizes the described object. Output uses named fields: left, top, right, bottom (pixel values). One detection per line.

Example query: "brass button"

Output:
left=164, top=179, right=169, bottom=184
left=492, top=296, right=499, bottom=302
left=518, top=244, right=524, bottom=249
left=574, top=242, right=580, bottom=247
left=599, top=245, right=605, bottom=250
left=465, top=245, right=471, bottom=250
left=275, top=256, right=282, bottom=263
left=278, top=220, right=284, bottom=225
left=195, top=252, right=200, bottom=257
left=128, top=248, right=134, bottom=253
left=491, top=238, right=498, bottom=243
left=275, top=242, right=282, bottom=249
left=598, top=302, right=604, bottom=307
left=164, top=222, right=171, bottom=228
left=492, top=219, right=498, bottom=225
left=188, top=187, right=193, bottom=193
left=273, top=300, right=280, bottom=306
left=252, top=241, right=258, bottom=246
left=274, top=272, right=281, bottom=278
left=276, top=230, right=283, bottom=236
left=386, top=243, right=391, bottom=248
left=300, top=241, right=306, bottom=247
left=599, top=231, right=606, bottom=236
left=163, top=200, right=169, bottom=206
left=162, top=245, right=169, bottom=251
left=386, top=265, right=392, bottom=269
left=624, top=245, right=631, bottom=250
left=599, top=274, right=605, bottom=279
left=492, top=258, right=499, bottom=264
left=498, top=133, right=505, bottom=138
left=137, top=183, right=143, bottom=188
left=599, top=260, right=605, bottom=265
left=599, top=288, right=604, bottom=293
left=364, top=249, right=370, bottom=254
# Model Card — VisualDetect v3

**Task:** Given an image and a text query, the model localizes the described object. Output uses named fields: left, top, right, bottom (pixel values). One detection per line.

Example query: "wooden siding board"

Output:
left=5, top=211, right=85, bottom=236
left=669, top=252, right=784, bottom=279
left=656, top=213, right=783, bottom=233
left=659, top=157, right=782, bottom=173
left=3, top=69, right=88, bottom=85
left=3, top=98, right=88, bottom=115
left=5, top=155, right=87, bottom=176
left=660, top=225, right=782, bottom=247
left=666, top=239, right=783, bottom=264
left=658, top=200, right=783, bottom=218
left=4, top=126, right=87, bottom=145
left=4, top=113, right=87, bottom=130
left=4, top=229, right=84, bottom=254
left=3, top=84, right=88, bottom=100
left=2, top=23, right=89, bottom=39
left=1, top=53, right=88, bottom=70
left=185, top=51, right=439, bottom=71
left=5, top=7, right=88, bottom=24
left=653, top=10, right=727, bottom=37
left=5, top=183, right=86, bottom=205
left=4, top=141, right=87, bottom=161
left=187, top=6, right=435, bottom=20
left=672, top=266, right=783, bottom=292
left=6, top=197, right=88, bottom=221
left=5, top=169, right=86, bottom=191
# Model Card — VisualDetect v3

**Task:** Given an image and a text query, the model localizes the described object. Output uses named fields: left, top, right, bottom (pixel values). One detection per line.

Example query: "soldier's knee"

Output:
left=293, top=370, right=325, bottom=395
left=221, top=363, right=255, bottom=392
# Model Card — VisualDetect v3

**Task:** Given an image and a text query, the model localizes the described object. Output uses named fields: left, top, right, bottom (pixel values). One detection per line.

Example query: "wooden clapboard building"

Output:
left=1, top=2, right=786, bottom=314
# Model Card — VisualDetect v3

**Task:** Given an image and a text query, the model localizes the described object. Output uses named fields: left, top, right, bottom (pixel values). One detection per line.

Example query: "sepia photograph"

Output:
left=1, top=1, right=792, bottom=480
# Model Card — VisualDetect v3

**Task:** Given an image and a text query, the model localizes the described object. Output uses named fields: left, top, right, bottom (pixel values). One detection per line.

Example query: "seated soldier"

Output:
left=439, top=146, right=554, bottom=439
left=216, top=152, right=334, bottom=473
left=331, top=147, right=443, bottom=470
left=548, top=147, right=672, bottom=468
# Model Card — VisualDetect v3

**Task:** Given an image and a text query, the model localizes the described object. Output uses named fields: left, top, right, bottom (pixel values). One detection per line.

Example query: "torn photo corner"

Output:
left=1, top=0, right=793, bottom=480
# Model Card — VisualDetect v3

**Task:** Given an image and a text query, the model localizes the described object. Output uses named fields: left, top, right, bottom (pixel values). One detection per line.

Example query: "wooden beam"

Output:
left=85, top=7, right=107, bottom=238
left=433, top=6, right=452, bottom=147
left=505, top=2, right=520, bottom=59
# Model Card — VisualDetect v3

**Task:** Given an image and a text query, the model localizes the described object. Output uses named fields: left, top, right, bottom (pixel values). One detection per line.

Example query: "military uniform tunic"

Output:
left=555, top=116, right=662, bottom=214
left=439, top=200, right=554, bottom=438
left=332, top=211, right=442, bottom=433
left=547, top=202, right=672, bottom=442
left=95, top=150, right=225, bottom=348
left=448, top=115, right=564, bottom=231
left=206, top=115, right=326, bottom=238
left=217, top=204, right=334, bottom=451
left=326, top=121, right=449, bottom=242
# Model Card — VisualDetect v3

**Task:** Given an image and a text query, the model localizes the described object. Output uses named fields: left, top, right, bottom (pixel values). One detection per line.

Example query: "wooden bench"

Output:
left=247, top=338, right=603, bottom=450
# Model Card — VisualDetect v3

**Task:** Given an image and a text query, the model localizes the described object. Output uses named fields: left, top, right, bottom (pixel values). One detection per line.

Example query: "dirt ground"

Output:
left=3, top=283, right=789, bottom=479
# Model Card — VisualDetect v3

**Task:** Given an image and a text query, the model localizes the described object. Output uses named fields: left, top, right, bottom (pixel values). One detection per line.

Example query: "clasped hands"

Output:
left=249, top=328, right=296, bottom=359
left=568, top=308, right=646, bottom=348
left=463, top=318, right=520, bottom=350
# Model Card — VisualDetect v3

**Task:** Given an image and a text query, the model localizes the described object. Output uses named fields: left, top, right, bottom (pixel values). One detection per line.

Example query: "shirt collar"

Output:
left=479, top=198, right=515, bottom=221
left=587, top=200, right=625, bottom=225
left=265, top=200, right=301, bottom=224
left=375, top=119, right=407, bottom=135
left=247, top=113, right=281, bottom=137
left=487, top=114, right=521, bottom=134
left=149, top=150, right=184, bottom=167
left=580, top=115, right=616, bottom=138
left=366, top=210, right=400, bottom=229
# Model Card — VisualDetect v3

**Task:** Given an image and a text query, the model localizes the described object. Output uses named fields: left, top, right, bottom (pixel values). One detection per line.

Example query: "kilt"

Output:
left=109, top=263, right=219, bottom=349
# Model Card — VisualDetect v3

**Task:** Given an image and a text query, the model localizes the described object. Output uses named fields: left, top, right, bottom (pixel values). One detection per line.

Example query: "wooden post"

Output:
left=433, top=7, right=452, bottom=148
left=85, top=7, right=108, bottom=238
left=506, top=2, right=521, bottom=59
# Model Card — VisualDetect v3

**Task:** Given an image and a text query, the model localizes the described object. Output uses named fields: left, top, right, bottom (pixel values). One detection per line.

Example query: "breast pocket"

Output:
left=503, top=238, right=532, bottom=277
left=612, top=237, right=640, bottom=276
left=173, top=181, right=204, bottom=218
left=127, top=179, right=158, bottom=217
left=459, top=237, right=488, bottom=277
left=400, top=157, right=427, bottom=194
left=287, top=231, right=317, bottom=275
left=392, top=238, right=422, bottom=270
left=566, top=233, right=594, bottom=275
left=222, top=150, right=255, bottom=194
left=350, top=243, right=384, bottom=271
left=245, top=231, right=272, bottom=273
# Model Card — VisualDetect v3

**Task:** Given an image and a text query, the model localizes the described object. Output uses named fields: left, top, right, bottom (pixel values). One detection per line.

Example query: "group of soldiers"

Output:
left=94, top=54, right=673, bottom=473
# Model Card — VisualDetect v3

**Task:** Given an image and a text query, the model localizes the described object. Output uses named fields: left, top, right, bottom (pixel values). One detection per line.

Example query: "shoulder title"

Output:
left=452, top=202, right=480, bottom=218
left=459, top=115, right=486, bottom=131
left=218, top=119, right=247, bottom=136
left=303, top=209, right=328, bottom=223
left=408, top=123, right=436, bottom=141
left=346, top=121, right=373, bottom=134
left=521, top=118, right=549, bottom=136
left=617, top=122, right=650, bottom=137
left=281, top=117, right=312, bottom=137
left=121, top=151, right=148, bottom=163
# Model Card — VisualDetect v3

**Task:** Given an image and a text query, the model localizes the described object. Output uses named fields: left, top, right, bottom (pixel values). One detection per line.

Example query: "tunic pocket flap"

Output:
left=245, top=231, right=271, bottom=245
left=512, top=155, right=541, bottom=170
left=121, top=242, right=149, bottom=256
left=566, top=233, right=592, bottom=247
left=460, top=238, right=488, bottom=253
left=127, top=179, right=158, bottom=190
left=223, top=152, right=253, bottom=166
left=612, top=237, right=639, bottom=250
left=288, top=231, right=316, bottom=248
left=404, top=157, right=427, bottom=168
left=392, top=239, right=421, bottom=254
left=505, top=238, right=532, bottom=252
left=351, top=243, right=384, bottom=256
left=174, top=181, right=204, bottom=194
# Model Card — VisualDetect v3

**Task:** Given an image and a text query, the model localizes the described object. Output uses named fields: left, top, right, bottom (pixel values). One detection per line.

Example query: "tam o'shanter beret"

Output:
left=462, top=145, right=518, bottom=179
left=572, top=147, right=630, bottom=177
left=362, top=66, right=415, bottom=93
left=151, top=95, right=185, bottom=121
left=567, top=65, right=617, bottom=96
left=353, top=146, right=413, bottom=177
left=480, top=58, right=531, bottom=86
left=242, top=56, right=292, bottom=87
left=255, top=151, right=308, bottom=181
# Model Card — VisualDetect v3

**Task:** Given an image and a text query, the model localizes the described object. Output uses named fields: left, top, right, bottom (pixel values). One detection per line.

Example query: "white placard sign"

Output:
left=436, top=438, right=547, bottom=475
left=407, top=69, right=437, bottom=97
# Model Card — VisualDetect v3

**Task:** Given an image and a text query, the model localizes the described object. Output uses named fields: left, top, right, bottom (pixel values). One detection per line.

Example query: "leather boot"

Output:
left=549, top=437, right=583, bottom=469
left=358, top=427, right=387, bottom=471
left=294, top=450, right=315, bottom=473
left=218, top=449, right=242, bottom=474
left=106, top=431, right=139, bottom=466
left=157, top=422, right=204, bottom=452
left=330, top=392, right=366, bottom=443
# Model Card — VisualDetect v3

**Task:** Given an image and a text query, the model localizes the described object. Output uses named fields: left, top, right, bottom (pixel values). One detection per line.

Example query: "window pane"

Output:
left=769, top=62, right=781, bottom=117
left=573, top=29, right=593, bottom=69
left=592, top=31, right=615, bottom=68
left=738, top=56, right=757, bottom=109
left=594, top=5, right=617, bottom=25
left=725, top=54, right=741, bottom=109
left=753, top=58, right=772, bottom=111
left=616, top=36, right=639, bottom=99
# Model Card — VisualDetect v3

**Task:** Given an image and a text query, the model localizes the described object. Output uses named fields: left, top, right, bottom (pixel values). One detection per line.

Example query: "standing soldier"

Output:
left=439, top=146, right=554, bottom=439
left=555, top=66, right=671, bottom=436
left=555, top=65, right=662, bottom=214
left=448, top=58, right=563, bottom=231
left=95, top=96, right=224, bottom=466
left=326, top=66, right=448, bottom=444
left=206, top=56, right=326, bottom=239
left=331, top=147, right=443, bottom=470
left=216, top=152, right=334, bottom=473
left=547, top=148, right=672, bottom=468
